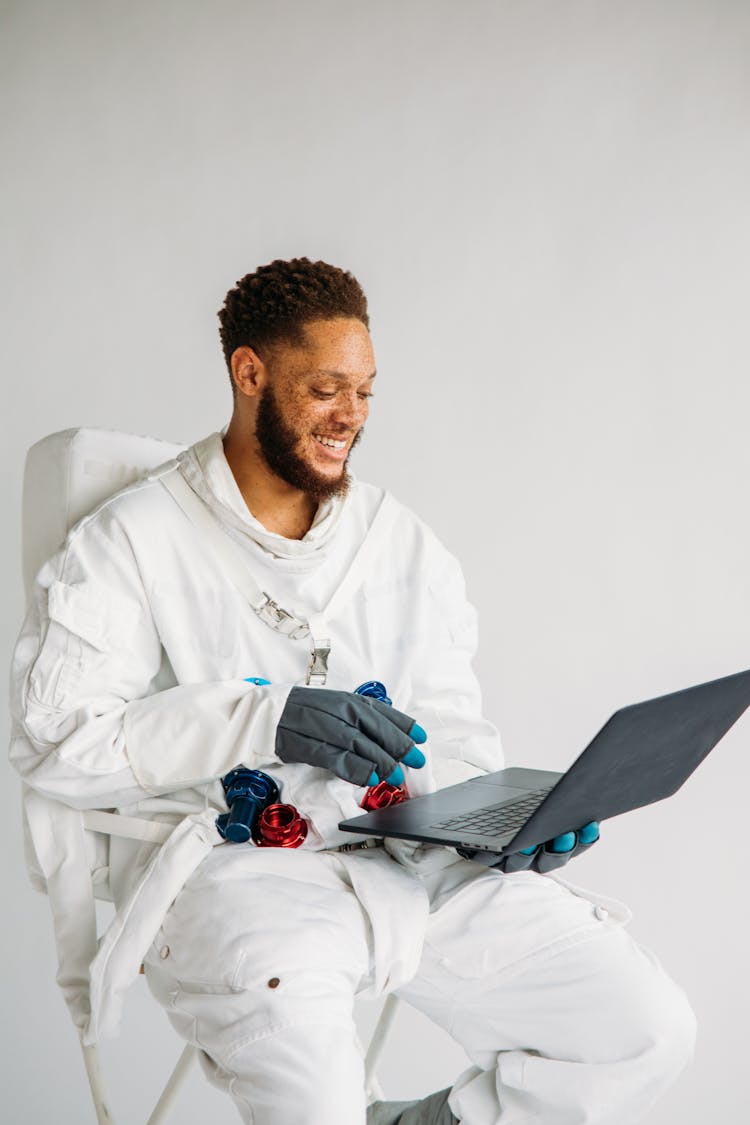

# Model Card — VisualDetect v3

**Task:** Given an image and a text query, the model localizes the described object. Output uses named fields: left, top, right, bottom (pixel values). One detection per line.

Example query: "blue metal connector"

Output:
left=218, top=768, right=280, bottom=843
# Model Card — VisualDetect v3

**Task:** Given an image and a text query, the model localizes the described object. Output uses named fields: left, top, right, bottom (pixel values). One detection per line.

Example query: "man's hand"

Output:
left=461, top=822, right=601, bottom=873
left=494, top=821, right=601, bottom=873
left=276, top=686, right=427, bottom=786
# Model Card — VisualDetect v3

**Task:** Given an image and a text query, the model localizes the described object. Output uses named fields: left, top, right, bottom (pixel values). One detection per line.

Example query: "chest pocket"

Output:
left=151, top=581, right=244, bottom=665
left=30, top=580, right=143, bottom=709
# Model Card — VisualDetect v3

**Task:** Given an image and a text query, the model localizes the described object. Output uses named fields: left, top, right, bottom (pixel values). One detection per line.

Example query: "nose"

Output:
left=329, top=391, right=368, bottom=431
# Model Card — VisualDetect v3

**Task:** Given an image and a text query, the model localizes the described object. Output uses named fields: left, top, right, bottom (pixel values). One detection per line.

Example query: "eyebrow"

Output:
left=309, top=369, right=377, bottom=381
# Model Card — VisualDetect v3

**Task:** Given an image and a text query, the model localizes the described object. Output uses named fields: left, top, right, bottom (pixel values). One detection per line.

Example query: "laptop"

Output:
left=339, top=668, right=750, bottom=857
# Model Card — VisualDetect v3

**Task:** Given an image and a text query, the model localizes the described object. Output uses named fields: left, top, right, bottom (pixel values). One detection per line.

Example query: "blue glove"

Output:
left=496, top=821, right=601, bottom=873
left=276, top=685, right=427, bottom=787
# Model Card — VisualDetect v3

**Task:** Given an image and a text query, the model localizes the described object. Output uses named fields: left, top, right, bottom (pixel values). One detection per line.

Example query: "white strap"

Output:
left=85, top=810, right=222, bottom=1045
left=24, top=789, right=98, bottom=1032
left=24, top=791, right=178, bottom=1038
left=160, top=470, right=271, bottom=614
left=83, top=809, right=173, bottom=845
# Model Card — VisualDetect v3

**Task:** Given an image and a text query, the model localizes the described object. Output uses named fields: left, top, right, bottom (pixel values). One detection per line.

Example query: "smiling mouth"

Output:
left=312, top=433, right=349, bottom=451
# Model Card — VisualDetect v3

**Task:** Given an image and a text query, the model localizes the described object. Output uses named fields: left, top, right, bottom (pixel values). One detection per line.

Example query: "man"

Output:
left=11, top=258, right=695, bottom=1124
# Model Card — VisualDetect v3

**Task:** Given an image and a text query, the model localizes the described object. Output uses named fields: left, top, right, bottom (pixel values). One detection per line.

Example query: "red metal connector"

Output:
left=253, top=803, right=308, bottom=848
left=360, top=781, right=408, bottom=812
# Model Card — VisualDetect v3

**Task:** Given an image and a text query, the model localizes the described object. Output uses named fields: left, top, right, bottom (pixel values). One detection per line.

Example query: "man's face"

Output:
left=254, top=318, right=375, bottom=501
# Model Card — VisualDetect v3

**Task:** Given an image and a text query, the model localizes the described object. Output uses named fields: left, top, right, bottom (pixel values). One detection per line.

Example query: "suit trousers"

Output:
left=144, top=847, right=696, bottom=1125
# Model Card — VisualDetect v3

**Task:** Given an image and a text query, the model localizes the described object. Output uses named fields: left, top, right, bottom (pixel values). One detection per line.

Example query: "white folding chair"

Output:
left=18, top=428, right=399, bottom=1123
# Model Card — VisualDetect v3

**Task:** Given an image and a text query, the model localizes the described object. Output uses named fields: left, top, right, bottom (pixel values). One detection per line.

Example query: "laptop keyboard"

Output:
left=429, top=788, right=553, bottom=836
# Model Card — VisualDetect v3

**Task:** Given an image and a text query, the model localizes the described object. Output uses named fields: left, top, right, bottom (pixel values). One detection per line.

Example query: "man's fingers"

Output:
left=337, top=750, right=388, bottom=787
left=578, top=821, right=600, bottom=845
left=328, top=699, right=426, bottom=767
left=549, top=831, right=577, bottom=854
left=535, top=849, right=576, bottom=874
left=484, top=822, right=602, bottom=874
left=367, top=764, right=406, bottom=786
left=352, top=701, right=427, bottom=765
left=534, top=826, right=601, bottom=873
left=316, top=694, right=418, bottom=762
left=348, top=729, right=402, bottom=781
left=498, top=851, right=537, bottom=873
left=365, top=695, right=418, bottom=735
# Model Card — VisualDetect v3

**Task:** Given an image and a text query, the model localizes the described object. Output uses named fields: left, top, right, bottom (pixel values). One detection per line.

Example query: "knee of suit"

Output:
left=640, top=975, right=697, bottom=1083
left=519, top=928, right=698, bottom=1081
left=599, top=950, right=698, bottom=1089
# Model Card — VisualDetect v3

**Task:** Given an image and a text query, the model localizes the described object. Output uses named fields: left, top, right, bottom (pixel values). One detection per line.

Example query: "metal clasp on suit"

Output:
left=256, top=596, right=309, bottom=640
left=307, top=642, right=331, bottom=686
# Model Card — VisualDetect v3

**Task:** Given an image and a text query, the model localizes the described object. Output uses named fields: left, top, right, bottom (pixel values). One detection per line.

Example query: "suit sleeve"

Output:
left=406, top=543, right=504, bottom=791
left=9, top=508, right=289, bottom=809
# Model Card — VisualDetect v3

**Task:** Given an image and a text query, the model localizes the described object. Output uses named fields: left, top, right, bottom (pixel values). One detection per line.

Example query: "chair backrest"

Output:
left=21, top=429, right=186, bottom=899
left=22, top=427, right=185, bottom=598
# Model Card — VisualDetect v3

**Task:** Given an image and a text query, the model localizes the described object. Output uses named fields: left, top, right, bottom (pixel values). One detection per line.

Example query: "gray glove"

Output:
left=276, top=686, right=427, bottom=787
left=461, top=822, right=601, bottom=873
left=507, top=821, right=600, bottom=872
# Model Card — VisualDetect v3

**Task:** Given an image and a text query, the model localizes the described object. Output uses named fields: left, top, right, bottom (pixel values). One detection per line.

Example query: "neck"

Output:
left=223, top=417, right=318, bottom=540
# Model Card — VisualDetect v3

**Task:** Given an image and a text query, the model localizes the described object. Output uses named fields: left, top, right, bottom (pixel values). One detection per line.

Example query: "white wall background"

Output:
left=2, top=1, right=749, bottom=1120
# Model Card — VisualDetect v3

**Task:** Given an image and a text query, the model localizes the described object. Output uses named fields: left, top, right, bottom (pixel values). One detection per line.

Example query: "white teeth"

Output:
left=314, top=434, right=347, bottom=449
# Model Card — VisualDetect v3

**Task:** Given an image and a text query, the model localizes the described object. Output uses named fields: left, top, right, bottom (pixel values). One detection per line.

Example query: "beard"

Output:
left=254, top=382, right=362, bottom=502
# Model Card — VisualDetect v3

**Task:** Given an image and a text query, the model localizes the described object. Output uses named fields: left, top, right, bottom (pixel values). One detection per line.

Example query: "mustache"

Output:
left=314, top=426, right=361, bottom=439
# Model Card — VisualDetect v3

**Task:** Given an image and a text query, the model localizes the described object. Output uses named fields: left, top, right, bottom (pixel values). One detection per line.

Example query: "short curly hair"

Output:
left=218, top=257, right=369, bottom=389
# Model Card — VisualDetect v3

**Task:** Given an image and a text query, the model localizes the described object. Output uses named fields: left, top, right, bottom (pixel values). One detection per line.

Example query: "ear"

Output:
left=231, top=346, right=268, bottom=398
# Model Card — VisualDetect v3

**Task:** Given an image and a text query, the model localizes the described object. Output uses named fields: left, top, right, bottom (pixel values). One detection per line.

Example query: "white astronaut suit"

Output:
left=11, top=431, right=696, bottom=1125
